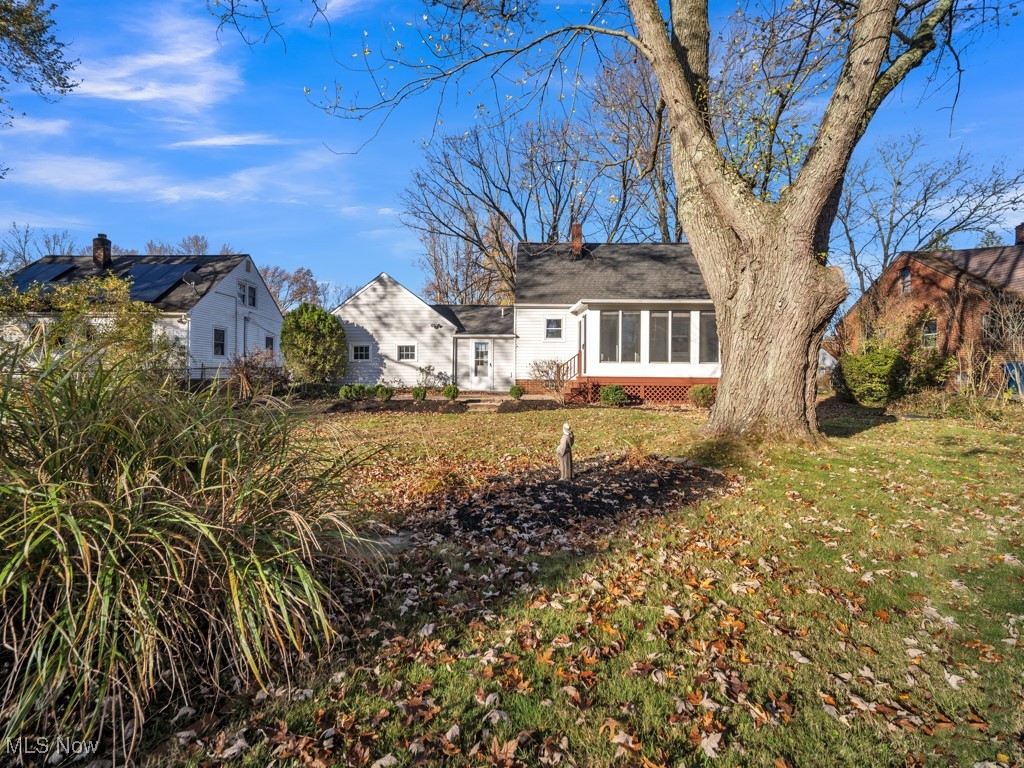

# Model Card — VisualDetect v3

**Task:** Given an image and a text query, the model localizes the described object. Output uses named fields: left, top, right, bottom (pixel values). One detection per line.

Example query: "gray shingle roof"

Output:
left=6, top=253, right=250, bottom=312
left=909, top=246, right=1024, bottom=294
left=514, top=242, right=710, bottom=304
left=432, top=304, right=515, bottom=335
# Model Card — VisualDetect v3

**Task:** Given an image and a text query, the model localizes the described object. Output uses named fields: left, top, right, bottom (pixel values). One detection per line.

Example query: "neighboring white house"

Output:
left=4, top=234, right=283, bottom=378
left=333, top=273, right=515, bottom=390
left=335, top=240, right=722, bottom=402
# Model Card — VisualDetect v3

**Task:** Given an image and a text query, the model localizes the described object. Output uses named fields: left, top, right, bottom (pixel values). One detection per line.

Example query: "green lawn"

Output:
left=162, top=403, right=1024, bottom=767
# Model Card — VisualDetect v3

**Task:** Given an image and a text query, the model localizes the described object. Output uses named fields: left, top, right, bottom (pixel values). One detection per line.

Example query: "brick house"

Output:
left=836, top=224, right=1024, bottom=378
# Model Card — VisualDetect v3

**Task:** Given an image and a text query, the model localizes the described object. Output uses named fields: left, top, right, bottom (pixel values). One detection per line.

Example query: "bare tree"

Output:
left=586, top=48, right=682, bottom=243
left=835, top=134, right=1024, bottom=300
left=1, top=222, right=80, bottom=274
left=419, top=226, right=503, bottom=304
left=259, top=265, right=353, bottom=311
left=214, top=0, right=987, bottom=440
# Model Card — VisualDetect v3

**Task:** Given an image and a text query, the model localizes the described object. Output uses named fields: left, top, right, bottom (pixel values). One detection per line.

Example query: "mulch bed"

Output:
left=399, top=454, right=736, bottom=555
left=325, top=398, right=570, bottom=414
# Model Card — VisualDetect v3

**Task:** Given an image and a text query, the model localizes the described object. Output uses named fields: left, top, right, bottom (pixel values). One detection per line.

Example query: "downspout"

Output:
left=452, top=334, right=457, bottom=387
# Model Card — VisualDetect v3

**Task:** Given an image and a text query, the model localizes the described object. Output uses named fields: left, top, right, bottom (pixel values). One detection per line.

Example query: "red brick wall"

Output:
left=837, top=255, right=1013, bottom=375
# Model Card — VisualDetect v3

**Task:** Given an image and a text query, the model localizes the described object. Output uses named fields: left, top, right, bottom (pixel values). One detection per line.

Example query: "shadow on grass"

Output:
left=817, top=396, right=897, bottom=438
left=144, top=456, right=735, bottom=764
left=333, top=454, right=733, bottom=665
left=686, top=435, right=751, bottom=470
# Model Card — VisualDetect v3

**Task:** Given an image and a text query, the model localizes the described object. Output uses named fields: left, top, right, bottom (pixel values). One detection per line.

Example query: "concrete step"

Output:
left=466, top=400, right=501, bottom=413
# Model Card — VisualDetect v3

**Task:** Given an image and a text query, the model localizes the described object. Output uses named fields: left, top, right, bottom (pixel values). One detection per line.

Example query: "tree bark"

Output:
left=701, top=235, right=847, bottom=441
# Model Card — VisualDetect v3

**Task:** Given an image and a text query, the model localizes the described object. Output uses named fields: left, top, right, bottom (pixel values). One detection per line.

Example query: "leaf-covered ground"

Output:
left=162, top=404, right=1024, bottom=768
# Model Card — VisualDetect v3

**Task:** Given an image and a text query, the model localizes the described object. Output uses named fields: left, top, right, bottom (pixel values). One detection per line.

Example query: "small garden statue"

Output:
left=556, top=422, right=574, bottom=481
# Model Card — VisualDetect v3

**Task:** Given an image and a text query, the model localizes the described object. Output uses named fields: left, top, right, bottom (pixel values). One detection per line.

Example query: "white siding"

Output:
left=455, top=337, right=515, bottom=392
left=333, top=274, right=456, bottom=387
left=186, top=258, right=284, bottom=376
left=582, top=305, right=721, bottom=379
left=514, top=306, right=578, bottom=380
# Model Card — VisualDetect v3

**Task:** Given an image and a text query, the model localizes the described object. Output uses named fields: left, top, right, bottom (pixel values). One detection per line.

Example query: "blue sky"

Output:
left=0, top=0, right=1021, bottom=296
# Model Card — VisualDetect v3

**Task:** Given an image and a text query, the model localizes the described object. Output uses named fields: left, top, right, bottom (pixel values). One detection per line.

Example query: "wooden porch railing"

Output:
left=557, top=351, right=581, bottom=384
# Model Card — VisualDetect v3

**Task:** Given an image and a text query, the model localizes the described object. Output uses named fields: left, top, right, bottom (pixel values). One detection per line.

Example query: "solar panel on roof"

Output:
left=10, top=262, right=74, bottom=291
left=127, top=263, right=197, bottom=302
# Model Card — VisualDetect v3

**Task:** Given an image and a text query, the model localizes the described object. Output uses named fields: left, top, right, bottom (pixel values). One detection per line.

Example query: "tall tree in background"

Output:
left=144, top=234, right=237, bottom=256
left=259, top=265, right=354, bottom=311
left=835, top=133, right=1024, bottom=301
left=215, top=0, right=996, bottom=440
left=0, top=221, right=76, bottom=274
left=404, top=53, right=683, bottom=304
left=1, top=0, right=77, bottom=175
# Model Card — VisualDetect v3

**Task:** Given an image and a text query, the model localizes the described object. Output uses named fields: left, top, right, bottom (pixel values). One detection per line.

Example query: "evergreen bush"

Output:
left=280, top=302, right=347, bottom=384
left=442, top=384, right=459, bottom=401
left=599, top=384, right=629, bottom=406
left=689, top=384, right=716, bottom=409
left=375, top=384, right=395, bottom=401
left=411, top=386, right=428, bottom=401
left=509, top=384, right=524, bottom=400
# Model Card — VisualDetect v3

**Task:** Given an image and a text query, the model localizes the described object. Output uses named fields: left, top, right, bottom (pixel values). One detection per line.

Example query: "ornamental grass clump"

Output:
left=0, top=339, right=373, bottom=760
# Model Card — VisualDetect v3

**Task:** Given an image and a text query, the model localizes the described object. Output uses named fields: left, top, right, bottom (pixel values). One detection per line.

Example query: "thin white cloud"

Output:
left=9, top=148, right=348, bottom=206
left=376, top=206, right=398, bottom=215
left=74, top=10, right=240, bottom=111
left=10, top=154, right=169, bottom=197
left=5, top=117, right=70, bottom=136
left=167, top=133, right=289, bottom=149
left=323, top=0, right=362, bottom=17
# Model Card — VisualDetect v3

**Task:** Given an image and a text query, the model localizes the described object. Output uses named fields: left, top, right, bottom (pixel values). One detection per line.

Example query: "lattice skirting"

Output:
left=566, top=380, right=717, bottom=404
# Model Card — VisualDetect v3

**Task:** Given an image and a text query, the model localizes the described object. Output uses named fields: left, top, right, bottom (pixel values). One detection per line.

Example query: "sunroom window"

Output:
left=699, top=312, right=719, bottom=363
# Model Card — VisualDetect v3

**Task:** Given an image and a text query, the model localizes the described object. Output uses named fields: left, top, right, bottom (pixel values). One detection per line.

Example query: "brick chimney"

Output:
left=92, top=233, right=112, bottom=271
left=569, top=221, right=583, bottom=259
left=1015, top=222, right=1024, bottom=246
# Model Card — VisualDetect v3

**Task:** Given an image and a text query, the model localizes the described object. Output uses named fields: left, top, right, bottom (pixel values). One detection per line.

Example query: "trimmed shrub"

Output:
left=411, top=386, right=428, bottom=402
left=375, top=384, right=395, bottom=401
left=0, top=339, right=371, bottom=759
left=837, top=346, right=910, bottom=405
left=280, top=302, right=347, bottom=384
left=509, top=384, right=525, bottom=400
left=689, top=384, right=716, bottom=409
left=442, top=384, right=459, bottom=401
left=599, top=384, right=629, bottom=406
left=338, top=384, right=355, bottom=400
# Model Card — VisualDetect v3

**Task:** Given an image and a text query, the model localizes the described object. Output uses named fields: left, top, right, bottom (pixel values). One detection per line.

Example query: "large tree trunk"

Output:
left=702, top=234, right=847, bottom=441
left=681, top=208, right=848, bottom=442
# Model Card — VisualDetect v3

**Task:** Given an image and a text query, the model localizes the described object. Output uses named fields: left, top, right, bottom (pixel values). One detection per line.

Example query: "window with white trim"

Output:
left=699, top=311, right=719, bottom=363
left=213, top=328, right=226, bottom=356
left=265, top=336, right=274, bottom=351
left=397, top=344, right=416, bottom=361
left=598, top=310, right=641, bottom=362
left=650, top=311, right=691, bottom=363
left=545, top=318, right=563, bottom=339
left=352, top=344, right=370, bottom=360
left=238, top=281, right=257, bottom=307
left=899, top=267, right=912, bottom=295
left=921, top=319, right=938, bottom=348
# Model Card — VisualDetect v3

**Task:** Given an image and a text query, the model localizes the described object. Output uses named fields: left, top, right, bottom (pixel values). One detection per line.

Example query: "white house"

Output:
left=4, top=234, right=283, bottom=377
left=335, top=238, right=721, bottom=403
left=333, top=273, right=516, bottom=390
left=513, top=240, right=719, bottom=402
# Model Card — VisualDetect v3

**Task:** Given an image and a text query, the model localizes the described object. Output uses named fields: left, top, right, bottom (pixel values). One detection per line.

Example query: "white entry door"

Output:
left=471, top=340, right=492, bottom=390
